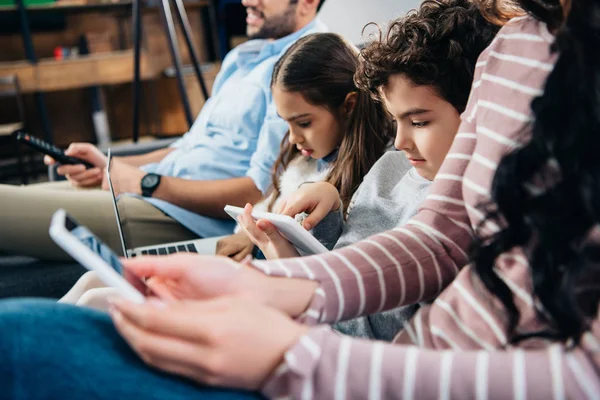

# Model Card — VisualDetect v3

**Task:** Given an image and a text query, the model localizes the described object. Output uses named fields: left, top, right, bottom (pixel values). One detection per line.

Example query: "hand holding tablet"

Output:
left=224, top=205, right=328, bottom=255
left=49, top=209, right=151, bottom=304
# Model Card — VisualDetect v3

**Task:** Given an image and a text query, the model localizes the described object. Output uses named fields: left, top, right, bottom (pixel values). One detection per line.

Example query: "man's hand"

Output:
left=215, top=232, right=255, bottom=261
left=44, top=142, right=107, bottom=188
left=100, top=157, right=146, bottom=196
left=277, top=182, right=342, bottom=230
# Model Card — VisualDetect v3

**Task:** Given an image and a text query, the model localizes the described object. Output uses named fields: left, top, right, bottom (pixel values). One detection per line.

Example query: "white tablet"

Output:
left=224, top=205, right=329, bottom=255
left=49, top=209, right=147, bottom=304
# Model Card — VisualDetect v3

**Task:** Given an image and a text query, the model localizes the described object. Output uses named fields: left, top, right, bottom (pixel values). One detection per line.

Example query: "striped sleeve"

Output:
left=262, top=321, right=600, bottom=399
left=251, top=53, right=486, bottom=325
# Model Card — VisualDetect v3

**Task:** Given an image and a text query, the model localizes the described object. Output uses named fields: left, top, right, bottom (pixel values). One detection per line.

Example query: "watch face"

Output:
left=142, top=174, right=160, bottom=188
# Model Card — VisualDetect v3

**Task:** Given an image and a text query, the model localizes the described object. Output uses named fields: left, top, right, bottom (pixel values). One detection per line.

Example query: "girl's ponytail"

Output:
left=328, top=89, right=392, bottom=211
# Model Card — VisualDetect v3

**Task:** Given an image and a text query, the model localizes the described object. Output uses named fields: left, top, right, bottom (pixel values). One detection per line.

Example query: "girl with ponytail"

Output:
left=215, top=32, right=393, bottom=260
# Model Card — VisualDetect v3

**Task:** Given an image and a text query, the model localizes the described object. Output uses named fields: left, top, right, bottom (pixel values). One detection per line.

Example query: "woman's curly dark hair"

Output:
left=355, top=0, right=499, bottom=114
left=472, top=0, right=600, bottom=344
left=477, top=0, right=563, bottom=31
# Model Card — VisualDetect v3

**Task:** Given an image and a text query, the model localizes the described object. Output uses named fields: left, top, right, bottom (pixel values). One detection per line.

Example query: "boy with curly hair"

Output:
left=238, top=0, right=499, bottom=340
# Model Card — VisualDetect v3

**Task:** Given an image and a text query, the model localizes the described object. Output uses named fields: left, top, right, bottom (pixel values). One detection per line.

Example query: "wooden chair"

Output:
left=0, top=75, right=28, bottom=184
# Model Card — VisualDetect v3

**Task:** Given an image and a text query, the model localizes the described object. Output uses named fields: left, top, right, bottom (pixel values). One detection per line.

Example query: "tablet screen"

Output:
left=65, top=214, right=124, bottom=274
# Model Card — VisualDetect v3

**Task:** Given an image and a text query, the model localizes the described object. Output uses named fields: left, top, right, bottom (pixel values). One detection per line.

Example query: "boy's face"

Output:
left=380, top=74, right=461, bottom=181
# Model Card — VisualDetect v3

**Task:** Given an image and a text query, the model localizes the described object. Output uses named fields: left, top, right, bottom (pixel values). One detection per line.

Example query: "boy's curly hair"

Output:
left=355, top=0, right=499, bottom=113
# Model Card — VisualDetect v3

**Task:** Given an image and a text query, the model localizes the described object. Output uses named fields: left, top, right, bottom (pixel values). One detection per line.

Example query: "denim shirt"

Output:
left=138, top=18, right=328, bottom=238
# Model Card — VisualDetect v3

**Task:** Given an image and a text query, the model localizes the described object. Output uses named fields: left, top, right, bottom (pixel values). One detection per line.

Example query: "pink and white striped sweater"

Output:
left=253, top=16, right=600, bottom=399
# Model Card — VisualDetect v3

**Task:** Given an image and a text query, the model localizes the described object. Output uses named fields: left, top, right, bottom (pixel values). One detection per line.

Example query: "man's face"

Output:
left=242, top=0, right=299, bottom=39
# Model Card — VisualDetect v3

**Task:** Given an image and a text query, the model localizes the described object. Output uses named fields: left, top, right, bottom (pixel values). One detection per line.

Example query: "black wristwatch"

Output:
left=141, top=173, right=162, bottom=197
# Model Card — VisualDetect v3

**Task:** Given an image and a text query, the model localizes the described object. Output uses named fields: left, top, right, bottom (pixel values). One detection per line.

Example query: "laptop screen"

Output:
left=106, top=149, right=130, bottom=258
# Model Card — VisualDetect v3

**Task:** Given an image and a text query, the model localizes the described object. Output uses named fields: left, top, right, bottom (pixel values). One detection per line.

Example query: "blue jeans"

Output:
left=0, top=299, right=262, bottom=400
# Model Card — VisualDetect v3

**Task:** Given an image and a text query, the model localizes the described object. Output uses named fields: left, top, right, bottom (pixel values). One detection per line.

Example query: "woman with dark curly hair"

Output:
left=0, top=0, right=599, bottom=399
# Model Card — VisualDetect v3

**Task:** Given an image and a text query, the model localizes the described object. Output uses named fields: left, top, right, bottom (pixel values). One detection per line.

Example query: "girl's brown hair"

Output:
left=269, top=33, right=393, bottom=211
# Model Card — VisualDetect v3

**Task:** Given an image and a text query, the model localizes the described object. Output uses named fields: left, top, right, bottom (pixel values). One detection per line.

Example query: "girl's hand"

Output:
left=277, top=182, right=341, bottom=230
left=237, top=204, right=300, bottom=259
left=110, top=296, right=309, bottom=390
left=215, top=231, right=255, bottom=261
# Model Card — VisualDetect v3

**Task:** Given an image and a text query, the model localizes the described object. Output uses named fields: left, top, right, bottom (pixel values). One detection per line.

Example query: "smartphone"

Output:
left=15, top=131, right=94, bottom=168
left=49, top=209, right=149, bottom=303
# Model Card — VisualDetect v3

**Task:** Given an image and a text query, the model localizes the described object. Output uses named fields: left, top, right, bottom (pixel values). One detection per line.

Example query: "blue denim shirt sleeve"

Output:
left=245, top=95, right=288, bottom=194
left=168, top=49, right=241, bottom=152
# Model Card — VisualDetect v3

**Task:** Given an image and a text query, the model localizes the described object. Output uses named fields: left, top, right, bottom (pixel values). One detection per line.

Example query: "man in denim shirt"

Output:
left=0, top=0, right=327, bottom=261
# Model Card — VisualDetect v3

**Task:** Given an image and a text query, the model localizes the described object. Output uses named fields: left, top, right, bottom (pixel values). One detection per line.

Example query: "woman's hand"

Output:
left=215, top=231, right=255, bottom=261
left=277, top=182, right=341, bottom=230
left=122, top=253, right=270, bottom=304
left=237, top=204, right=300, bottom=259
left=110, top=296, right=309, bottom=390
left=45, top=142, right=107, bottom=188
left=123, top=253, right=319, bottom=319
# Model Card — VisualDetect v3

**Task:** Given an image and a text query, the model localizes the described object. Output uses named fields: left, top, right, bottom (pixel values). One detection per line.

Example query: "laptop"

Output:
left=105, top=149, right=224, bottom=258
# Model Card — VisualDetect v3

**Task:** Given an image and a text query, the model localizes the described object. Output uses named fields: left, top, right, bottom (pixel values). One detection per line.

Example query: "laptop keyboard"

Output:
left=140, top=243, right=198, bottom=256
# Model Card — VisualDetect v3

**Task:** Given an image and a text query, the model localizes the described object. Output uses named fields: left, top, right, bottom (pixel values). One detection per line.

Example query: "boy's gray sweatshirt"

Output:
left=311, top=150, right=431, bottom=341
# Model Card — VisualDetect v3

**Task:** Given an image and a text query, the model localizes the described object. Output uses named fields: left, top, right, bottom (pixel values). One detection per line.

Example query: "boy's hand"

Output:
left=277, top=182, right=341, bottom=230
left=121, top=252, right=319, bottom=318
